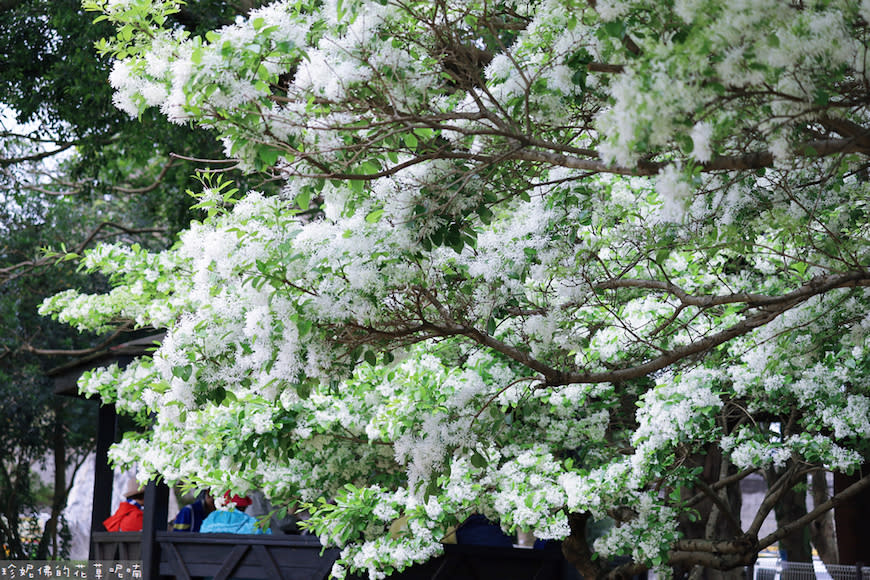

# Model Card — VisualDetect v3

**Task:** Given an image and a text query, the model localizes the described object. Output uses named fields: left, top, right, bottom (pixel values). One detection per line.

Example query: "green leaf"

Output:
left=297, top=318, right=312, bottom=337
left=476, top=205, right=493, bottom=225
left=296, top=189, right=311, bottom=211
left=172, top=364, right=193, bottom=382
left=211, top=386, right=227, bottom=405
left=365, top=208, right=384, bottom=223
left=603, top=20, right=626, bottom=39
left=258, top=147, right=280, bottom=166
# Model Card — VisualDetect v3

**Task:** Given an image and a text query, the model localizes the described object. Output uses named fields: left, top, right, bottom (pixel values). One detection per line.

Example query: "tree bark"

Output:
left=35, top=399, right=67, bottom=559
left=809, top=470, right=838, bottom=566
left=562, top=512, right=604, bottom=580
left=769, top=474, right=812, bottom=564
left=833, top=471, right=870, bottom=565
left=678, top=447, right=744, bottom=580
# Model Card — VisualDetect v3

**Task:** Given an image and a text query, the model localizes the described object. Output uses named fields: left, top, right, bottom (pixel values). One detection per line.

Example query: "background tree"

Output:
left=42, top=0, right=870, bottom=578
left=0, top=0, right=277, bottom=558
left=0, top=0, right=275, bottom=235
left=0, top=188, right=168, bottom=558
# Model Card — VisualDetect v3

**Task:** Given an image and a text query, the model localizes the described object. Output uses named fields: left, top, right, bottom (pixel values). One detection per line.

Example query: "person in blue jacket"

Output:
left=171, top=491, right=215, bottom=532
left=199, top=492, right=271, bottom=535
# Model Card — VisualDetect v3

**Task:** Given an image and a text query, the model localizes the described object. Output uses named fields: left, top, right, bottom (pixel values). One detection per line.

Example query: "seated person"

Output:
left=454, top=514, right=513, bottom=548
left=247, top=490, right=307, bottom=534
left=103, top=480, right=145, bottom=532
left=171, top=491, right=215, bottom=532
left=199, top=492, right=271, bottom=535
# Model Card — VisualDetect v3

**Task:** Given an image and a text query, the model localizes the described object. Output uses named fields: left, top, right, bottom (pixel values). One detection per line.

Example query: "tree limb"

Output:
left=0, top=142, right=76, bottom=167
left=757, top=472, right=870, bottom=550
left=594, top=271, right=870, bottom=309
left=683, top=468, right=758, bottom=507
left=0, top=222, right=168, bottom=287
left=112, top=158, right=178, bottom=194
left=21, top=322, right=133, bottom=356
left=508, top=137, right=869, bottom=177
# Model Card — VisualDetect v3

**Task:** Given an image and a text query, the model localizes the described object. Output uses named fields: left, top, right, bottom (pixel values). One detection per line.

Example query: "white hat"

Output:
left=124, top=479, right=145, bottom=499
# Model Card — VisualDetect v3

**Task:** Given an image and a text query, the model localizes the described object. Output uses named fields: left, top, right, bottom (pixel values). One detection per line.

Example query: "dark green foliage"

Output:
left=0, top=366, right=53, bottom=559
left=0, top=0, right=273, bottom=234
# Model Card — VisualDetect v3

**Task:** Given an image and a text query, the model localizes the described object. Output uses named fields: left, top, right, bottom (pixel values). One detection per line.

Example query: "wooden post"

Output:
left=88, top=403, right=118, bottom=560
left=142, top=480, right=169, bottom=580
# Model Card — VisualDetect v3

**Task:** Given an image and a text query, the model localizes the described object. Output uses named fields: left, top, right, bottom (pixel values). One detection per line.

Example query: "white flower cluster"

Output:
left=592, top=492, right=679, bottom=565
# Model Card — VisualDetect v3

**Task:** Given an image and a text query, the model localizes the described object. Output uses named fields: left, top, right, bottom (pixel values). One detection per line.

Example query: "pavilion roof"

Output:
left=48, top=332, right=165, bottom=397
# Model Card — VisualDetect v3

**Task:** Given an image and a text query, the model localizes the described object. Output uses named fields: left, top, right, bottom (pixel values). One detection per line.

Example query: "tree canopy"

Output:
left=41, top=0, right=870, bottom=577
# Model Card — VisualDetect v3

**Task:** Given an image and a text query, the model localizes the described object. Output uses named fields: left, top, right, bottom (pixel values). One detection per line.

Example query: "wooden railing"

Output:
left=91, top=531, right=143, bottom=560
left=92, top=532, right=576, bottom=580
left=156, top=532, right=337, bottom=580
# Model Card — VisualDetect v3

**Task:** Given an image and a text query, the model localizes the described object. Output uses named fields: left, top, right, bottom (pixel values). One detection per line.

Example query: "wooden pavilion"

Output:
left=50, top=334, right=578, bottom=580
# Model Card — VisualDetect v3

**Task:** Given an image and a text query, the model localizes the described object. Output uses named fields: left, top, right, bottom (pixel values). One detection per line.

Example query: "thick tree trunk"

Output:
left=562, top=512, right=604, bottom=580
left=809, top=470, right=838, bottom=565
left=679, top=447, right=744, bottom=580
left=833, top=471, right=870, bottom=565
left=36, top=399, right=67, bottom=560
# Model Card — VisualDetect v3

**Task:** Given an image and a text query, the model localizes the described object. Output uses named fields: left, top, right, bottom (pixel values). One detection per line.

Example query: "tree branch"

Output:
left=694, top=472, right=744, bottom=536
left=112, top=158, right=178, bottom=194
left=21, top=322, right=133, bottom=357
left=0, top=222, right=168, bottom=287
left=594, top=271, right=870, bottom=310
left=748, top=461, right=801, bottom=537
left=508, top=137, right=869, bottom=178
left=757, top=472, right=870, bottom=550
left=683, top=468, right=758, bottom=507
left=668, top=473, right=870, bottom=571
left=0, top=142, right=76, bottom=167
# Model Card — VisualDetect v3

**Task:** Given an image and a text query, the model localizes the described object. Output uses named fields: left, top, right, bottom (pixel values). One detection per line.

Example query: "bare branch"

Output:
left=169, top=152, right=239, bottom=165
left=683, top=468, right=758, bottom=507
left=112, top=158, right=178, bottom=194
left=594, top=271, right=870, bottom=310
left=757, top=472, right=870, bottom=550
left=20, top=322, right=133, bottom=357
left=0, top=142, right=76, bottom=167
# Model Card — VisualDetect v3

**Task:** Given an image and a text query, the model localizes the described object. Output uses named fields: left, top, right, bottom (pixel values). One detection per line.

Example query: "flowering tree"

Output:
left=41, top=0, right=870, bottom=577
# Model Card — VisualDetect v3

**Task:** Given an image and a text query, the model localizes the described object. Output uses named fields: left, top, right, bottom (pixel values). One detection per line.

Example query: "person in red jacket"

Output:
left=103, top=480, right=145, bottom=532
